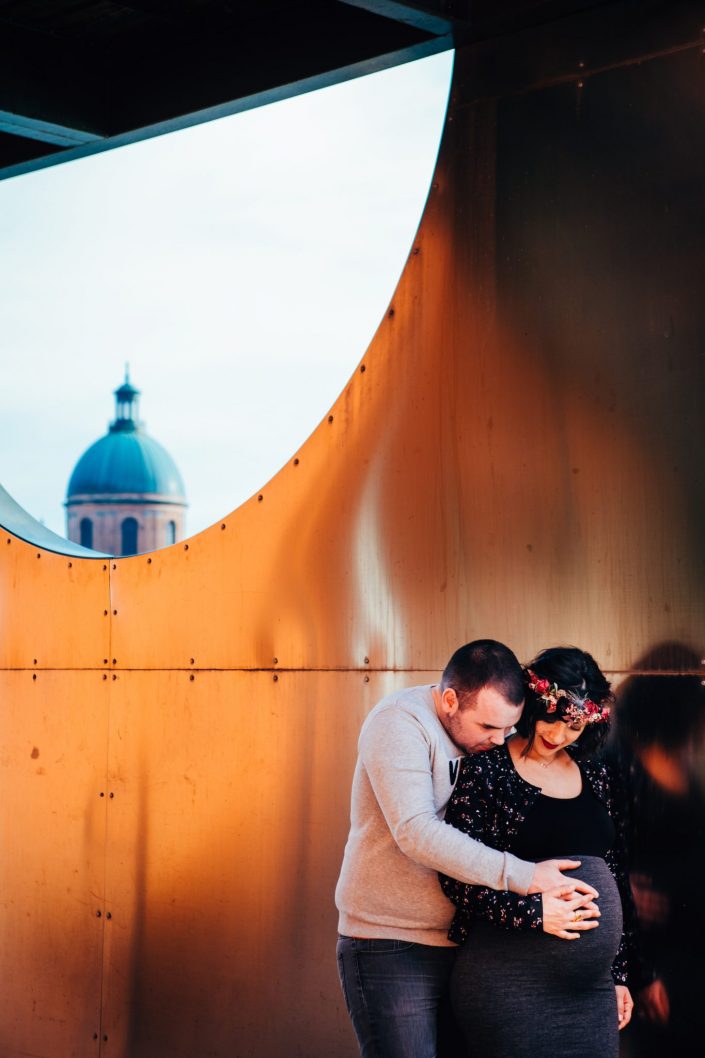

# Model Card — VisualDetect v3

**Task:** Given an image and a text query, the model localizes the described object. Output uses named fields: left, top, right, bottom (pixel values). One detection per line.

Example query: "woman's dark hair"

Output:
left=516, top=646, right=612, bottom=759
left=441, top=639, right=524, bottom=709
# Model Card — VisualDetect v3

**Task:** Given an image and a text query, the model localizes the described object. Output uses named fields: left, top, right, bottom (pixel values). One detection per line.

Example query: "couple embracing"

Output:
left=335, top=640, right=640, bottom=1058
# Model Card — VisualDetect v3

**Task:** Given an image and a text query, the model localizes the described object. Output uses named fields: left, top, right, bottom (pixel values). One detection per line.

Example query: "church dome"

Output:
left=67, top=431, right=185, bottom=498
left=67, top=373, right=186, bottom=500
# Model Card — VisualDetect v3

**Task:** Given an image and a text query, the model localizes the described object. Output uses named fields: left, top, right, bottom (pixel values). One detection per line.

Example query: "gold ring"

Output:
left=572, top=911, right=582, bottom=922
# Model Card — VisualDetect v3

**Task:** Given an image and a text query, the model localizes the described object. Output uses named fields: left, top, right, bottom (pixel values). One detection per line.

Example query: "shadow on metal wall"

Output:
left=1, top=6, right=704, bottom=1056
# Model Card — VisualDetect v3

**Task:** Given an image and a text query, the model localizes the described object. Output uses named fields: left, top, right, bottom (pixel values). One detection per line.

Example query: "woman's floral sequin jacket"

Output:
left=439, top=742, right=641, bottom=986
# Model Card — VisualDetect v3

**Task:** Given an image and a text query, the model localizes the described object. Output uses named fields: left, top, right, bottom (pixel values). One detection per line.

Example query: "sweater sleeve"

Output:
left=359, top=707, right=535, bottom=895
left=439, top=756, right=543, bottom=936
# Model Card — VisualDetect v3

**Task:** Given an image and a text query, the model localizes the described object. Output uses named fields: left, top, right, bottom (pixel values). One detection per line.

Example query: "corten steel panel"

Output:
left=0, top=671, right=109, bottom=1058
left=111, top=56, right=704, bottom=676
left=0, top=534, right=111, bottom=670
left=98, top=669, right=411, bottom=1058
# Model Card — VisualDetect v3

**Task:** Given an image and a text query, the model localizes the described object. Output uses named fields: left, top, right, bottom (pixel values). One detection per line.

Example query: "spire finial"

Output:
left=111, top=369, right=141, bottom=433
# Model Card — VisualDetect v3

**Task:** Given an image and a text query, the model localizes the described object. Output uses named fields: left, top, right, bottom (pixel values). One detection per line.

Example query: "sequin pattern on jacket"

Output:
left=439, top=742, right=639, bottom=985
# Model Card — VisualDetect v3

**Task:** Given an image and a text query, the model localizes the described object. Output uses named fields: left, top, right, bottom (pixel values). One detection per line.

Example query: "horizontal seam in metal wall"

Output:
left=455, top=36, right=704, bottom=107
left=2, top=667, right=702, bottom=676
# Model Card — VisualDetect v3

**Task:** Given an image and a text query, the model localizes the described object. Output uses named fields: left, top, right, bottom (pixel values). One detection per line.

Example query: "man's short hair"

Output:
left=441, top=639, right=524, bottom=709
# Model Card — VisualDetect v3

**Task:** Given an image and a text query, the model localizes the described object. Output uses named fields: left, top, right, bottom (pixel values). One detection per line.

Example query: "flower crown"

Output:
left=524, top=668, right=611, bottom=725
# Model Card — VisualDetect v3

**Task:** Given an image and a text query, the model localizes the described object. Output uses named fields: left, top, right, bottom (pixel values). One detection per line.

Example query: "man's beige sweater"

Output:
left=335, top=685, right=535, bottom=946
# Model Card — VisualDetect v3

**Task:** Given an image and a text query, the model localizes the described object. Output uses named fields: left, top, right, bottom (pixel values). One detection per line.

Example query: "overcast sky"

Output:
left=0, top=50, right=453, bottom=542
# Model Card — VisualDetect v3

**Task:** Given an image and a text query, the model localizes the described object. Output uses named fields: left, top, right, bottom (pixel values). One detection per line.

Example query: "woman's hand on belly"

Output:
left=541, top=885, right=601, bottom=940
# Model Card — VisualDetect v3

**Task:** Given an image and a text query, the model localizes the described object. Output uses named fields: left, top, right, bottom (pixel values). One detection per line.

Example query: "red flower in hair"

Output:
left=525, top=666, right=610, bottom=725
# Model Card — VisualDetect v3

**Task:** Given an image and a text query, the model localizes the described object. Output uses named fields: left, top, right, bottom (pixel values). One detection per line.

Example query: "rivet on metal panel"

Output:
left=388, top=308, right=395, bottom=318
left=96, top=910, right=101, bottom=917
left=104, top=610, right=108, bottom=616
left=103, top=1037, right=108, bottom=1043
left=102, top=675, right=107, bottom=681
left=93, top=1033, right=98, bottom=1040
left=364, top=657, right=370, bottom=665
left=364, top=676, right=370, bottom=683
left=184, top=543, right=189, bottom=550
left=99, top=792, right=105, bottom=798
left=33, top=658, right=37, bottom=664
left=258, top=494, right=263, bottom=502
left=36, top=552, right=41, bottom=559
left=432, top=182, right=439, bottom=191
left=328, top=415, right=334, bottom=423
left=273, top=674, right=279, bottom=682
left=109, top=792, right=114, bottom=799
left=360, top=365, right=366, bottom=373
left=68, top=561, right=72, bottom=568
left=113, top=609, right=118, bottom=616
left=103, top=564, right=107, bottom=571
left=112, top=563, right=117, bottom=570
left=273, top=657, right=278, bottom=665
left=6, top=537, right=10, bottom=544
left=412, top=246, right=420, bottom=255
left=189, top=674, right=195, bottom=681
left=577, top=80, right=585, bottom=89
left=293, top=458, right=299, bottom=465
left=221, top=522, right=226, bottom=530
left=112, top=674, right=117, bottom=681
left=103, top=659, right=108, bottom=664
left=190, top=657, right=195, bottom=665
left=112, top=658, right=117, bottom=664
left=32, top=674, right=37, bottom=681
left=106, top=912, right=112, bottom=920
left=147, top=557, right=152, bottom=564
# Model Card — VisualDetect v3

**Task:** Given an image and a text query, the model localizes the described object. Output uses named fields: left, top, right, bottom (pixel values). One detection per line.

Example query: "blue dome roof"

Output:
left=67, top=429, right=186, bottom=499
left=67, top=373, right=186, bottom=501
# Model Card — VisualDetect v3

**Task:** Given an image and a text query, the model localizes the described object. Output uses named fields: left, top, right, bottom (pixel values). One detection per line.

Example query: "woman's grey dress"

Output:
left=440, top=746, right=639, bottom=1058
left=450, top=855, right=622, bottom=1058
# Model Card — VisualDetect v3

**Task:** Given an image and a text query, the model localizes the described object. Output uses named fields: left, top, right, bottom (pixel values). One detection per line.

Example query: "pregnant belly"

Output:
left=459, top=856, right=623, bottom=989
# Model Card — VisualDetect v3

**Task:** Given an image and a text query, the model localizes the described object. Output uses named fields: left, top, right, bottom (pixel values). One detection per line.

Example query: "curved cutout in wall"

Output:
left=0, top=52, right=454, bottom=553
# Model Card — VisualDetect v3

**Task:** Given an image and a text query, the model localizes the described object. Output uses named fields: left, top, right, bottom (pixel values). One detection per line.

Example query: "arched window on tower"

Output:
left=166, top=520, right=177, bottom=546
left=121, top=517, right=139, bottom=556
left=80, top=517, right=93, bottom=549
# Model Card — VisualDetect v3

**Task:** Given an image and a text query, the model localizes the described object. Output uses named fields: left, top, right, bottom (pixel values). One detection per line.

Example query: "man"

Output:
left=335, top=640, right=600, bottom=1058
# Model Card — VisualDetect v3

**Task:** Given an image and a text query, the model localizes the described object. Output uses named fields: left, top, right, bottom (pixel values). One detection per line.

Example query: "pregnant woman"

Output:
left=440, top=646, right=638, bottom=1058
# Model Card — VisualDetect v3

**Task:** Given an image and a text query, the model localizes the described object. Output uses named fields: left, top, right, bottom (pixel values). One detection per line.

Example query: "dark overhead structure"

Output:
left=0, top=0, right=455, bottom=180
left=0, top=0, right=648, bottom=182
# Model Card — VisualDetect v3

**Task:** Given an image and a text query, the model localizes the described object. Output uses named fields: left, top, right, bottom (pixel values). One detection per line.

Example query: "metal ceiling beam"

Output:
left=0, top=110, right=102, bottom=147
left=0, top=34, right=450, bottom=181
left=337, top=1, right=467, bottom=35
left=0, top=1, right=450, bottom=181
left=0, top=21, right=107, bottom=156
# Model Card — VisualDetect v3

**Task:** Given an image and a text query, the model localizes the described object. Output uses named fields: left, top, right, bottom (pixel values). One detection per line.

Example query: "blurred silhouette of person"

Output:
left=605, top=643, right=705, bottom=1057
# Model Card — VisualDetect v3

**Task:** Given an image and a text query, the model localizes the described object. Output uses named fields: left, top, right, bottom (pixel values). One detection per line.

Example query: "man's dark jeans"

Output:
left=336, top=935, right=461, bottom=1058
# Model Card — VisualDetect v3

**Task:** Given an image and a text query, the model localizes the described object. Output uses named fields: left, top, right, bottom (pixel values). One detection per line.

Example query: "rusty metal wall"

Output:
left=2, top=7, right=705, bottom=1057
